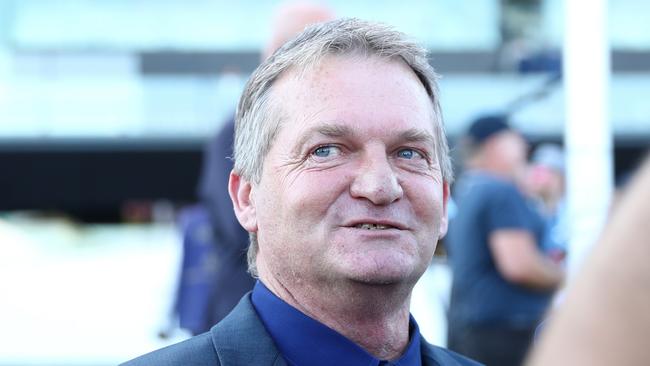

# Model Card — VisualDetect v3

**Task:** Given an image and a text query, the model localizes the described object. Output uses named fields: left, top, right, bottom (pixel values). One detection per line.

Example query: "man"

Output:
left=526, top=143, right=568, bottom=262
left=446, top=115, right=564, bottom=366
left=124, top=18, right=479, bottom=366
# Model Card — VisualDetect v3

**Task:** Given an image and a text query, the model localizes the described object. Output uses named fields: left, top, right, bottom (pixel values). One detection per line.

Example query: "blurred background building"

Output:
left=0, top=0, right=648, bottom=364
left=1, top=0, right=648, bottom=217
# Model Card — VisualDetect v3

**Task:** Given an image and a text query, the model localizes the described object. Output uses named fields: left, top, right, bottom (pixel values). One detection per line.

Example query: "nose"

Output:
left=349, top=151, right=403, bottom=205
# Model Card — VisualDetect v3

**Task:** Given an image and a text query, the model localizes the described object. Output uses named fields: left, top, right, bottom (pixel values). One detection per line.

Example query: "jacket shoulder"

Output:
left=120, top=332, right=219, bottom=366
left=121, top=293, right=284, bottom=366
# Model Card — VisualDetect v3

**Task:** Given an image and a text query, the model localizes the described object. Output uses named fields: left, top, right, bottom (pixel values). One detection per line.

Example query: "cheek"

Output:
left=284, top=171, right=350, bottom=223
left=508, top=146, right=524, bottom=163
left=408, top=181, right=445, bottom=223
left=502, top=139, right=524, bottom=161
left=404, top=182, right=444, bottom=265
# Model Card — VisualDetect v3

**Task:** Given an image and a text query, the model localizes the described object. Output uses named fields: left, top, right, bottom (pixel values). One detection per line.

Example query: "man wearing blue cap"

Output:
left=445, top=115, right=564, bottom=366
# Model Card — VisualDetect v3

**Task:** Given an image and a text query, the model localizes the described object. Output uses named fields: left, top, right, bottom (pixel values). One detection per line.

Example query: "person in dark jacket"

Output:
left=124, top=18, right=480, bottom=366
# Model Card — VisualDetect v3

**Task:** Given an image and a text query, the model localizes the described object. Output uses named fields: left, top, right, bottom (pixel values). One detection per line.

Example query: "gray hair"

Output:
left=233, top=18, right=453, bottom=277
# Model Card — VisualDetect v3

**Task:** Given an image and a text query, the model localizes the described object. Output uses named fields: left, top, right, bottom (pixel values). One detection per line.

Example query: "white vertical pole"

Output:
left=563, top=0, right=613, bottom=276
left=0, top=0, right=12, bottom=78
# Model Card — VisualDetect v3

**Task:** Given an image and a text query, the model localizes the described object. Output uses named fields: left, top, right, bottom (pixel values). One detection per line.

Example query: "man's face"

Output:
left=488, top=131, right=529, bottom=178
left=240, top=55, right=448, bottom=289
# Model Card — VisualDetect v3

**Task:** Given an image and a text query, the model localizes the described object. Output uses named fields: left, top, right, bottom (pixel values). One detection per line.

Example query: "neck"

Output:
left=259, top=269, right=413, bottom=360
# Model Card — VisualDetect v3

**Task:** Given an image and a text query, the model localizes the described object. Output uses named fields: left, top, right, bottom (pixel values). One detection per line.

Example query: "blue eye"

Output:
left=397, top=149, right=420, bottom=159
left=313, top=145, right=339, bottom=158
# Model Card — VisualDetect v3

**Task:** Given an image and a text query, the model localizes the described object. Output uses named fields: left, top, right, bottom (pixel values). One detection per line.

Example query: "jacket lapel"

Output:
left=210, top=293, right=288, bottom=366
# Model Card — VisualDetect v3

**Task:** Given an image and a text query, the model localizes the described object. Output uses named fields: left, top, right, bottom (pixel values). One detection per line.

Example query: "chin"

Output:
left=327, top=242, right=430, bottom=286
left=351, top=276, right=408, bottom=287
left=344, top=264, right=422, bottom=287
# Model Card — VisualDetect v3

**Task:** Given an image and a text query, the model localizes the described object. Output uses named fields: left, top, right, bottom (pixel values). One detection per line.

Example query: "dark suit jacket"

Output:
left=122, top=294, right=482, bottom=366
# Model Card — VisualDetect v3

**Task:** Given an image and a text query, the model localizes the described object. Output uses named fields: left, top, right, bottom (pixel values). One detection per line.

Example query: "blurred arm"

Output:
left=490, top=230, right=564, bottom=290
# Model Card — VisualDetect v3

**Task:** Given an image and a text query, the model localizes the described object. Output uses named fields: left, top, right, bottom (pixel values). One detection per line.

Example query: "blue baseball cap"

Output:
left=466, top=114, right=511, bottom=145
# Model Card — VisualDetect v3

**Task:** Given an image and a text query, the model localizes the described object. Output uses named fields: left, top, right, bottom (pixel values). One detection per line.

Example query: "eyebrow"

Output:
left=292, top=123, right=354, bottom=155
left=292, top=123, right=436, bottom=154
left=398, top=128, right=436, bottom=148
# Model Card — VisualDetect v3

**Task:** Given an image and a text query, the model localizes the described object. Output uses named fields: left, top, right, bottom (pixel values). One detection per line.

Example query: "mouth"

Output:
left=353, top=223, right=398, bottom=230
left=345, top=218, right=407, bottom=231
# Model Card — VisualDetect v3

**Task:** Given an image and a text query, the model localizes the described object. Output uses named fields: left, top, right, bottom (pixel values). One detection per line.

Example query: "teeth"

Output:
left=355, top=223, right=392, bottom=230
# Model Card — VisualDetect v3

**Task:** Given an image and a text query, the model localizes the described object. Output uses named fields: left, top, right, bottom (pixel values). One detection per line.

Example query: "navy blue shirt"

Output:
left=251, top=281, right=422, bottom=366
left=446, top=171, right=551, bottom=328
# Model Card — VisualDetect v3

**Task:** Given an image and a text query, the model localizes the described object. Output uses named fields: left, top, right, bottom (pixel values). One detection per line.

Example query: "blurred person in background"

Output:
left=525, top=143, right=568, bottom=263
left=445, top=115, right=564, bottom=366
left=124, top=18, right=480, bottom=365
left=527, top=154, right=650, bottom=366
left=176, top=1, right=334, bottom=335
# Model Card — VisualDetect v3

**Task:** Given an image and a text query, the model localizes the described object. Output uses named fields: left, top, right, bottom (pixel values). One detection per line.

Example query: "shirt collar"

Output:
left=251, top=281, right=422, bottom=366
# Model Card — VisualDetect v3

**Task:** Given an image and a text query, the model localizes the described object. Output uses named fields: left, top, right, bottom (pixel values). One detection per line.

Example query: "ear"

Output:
left=438, top=182, right=450, bottom=239
left=228, top=170, right=258, bottom=233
